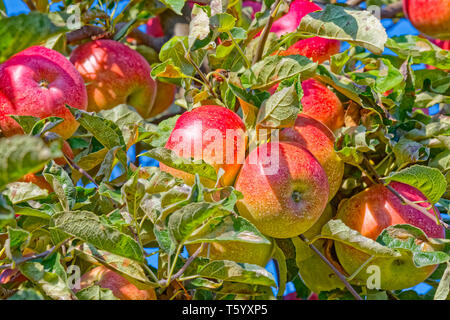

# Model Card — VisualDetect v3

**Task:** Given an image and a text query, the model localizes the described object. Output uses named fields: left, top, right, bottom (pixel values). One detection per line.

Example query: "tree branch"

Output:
left=380, top=2, right=404, bottom=19
left=298, top=234, right=363, bottom=300
left=66, top=25, right=107, bottom=44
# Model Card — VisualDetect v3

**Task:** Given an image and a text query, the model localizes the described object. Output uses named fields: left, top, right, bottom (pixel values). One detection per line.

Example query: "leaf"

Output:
left=256, top=85, right=299, bottom=129
left=121, top=170, right=146, bottom=219
left=185, top=215, right=270, bottom=245
left=43, top=162, right=76, bottom=211
left=377, top=224, right=450, bottom=267
left=386, top=36, right=450, bottom=70
left=195, top=260, right=276, bottom=287
left=335, top=125, right=377, bottom=166
left=434, top=262, right=450, bottom=300
left=8, top=115, right=40, bottom=134
left=159, top=0, right=186, bottom=15
left=51, top=211, right=145, bottom=262
left=383, top=165, right=447, bottom=204
left=392, top=137, right=429, bottom=167
left=140, top=147, right=217, bottom=182
left=429, top=150, right=450, bottom=173
left=75, top=285, right=118, bottom=300
left=210, top=13, right=236, bottom=33
left=4, top=182, right=49, bottom=204
left=0, top=12, right=68, bottom=63
left=71, top=148, right=109, bottom=183
left=320, top=219, right=401, bottom=258
left=299, top=5, right=387, bottom=55
left=241, top=55, right=316, bottom=90
left=7, top=288, right=44, bottom=300
left=189, top=5, right=211, bottom=49
left=6, top=227, right=30, bottom=259
left=0, top=135, right=62, bottom=189
left=30, top=117, right=64, bottom=137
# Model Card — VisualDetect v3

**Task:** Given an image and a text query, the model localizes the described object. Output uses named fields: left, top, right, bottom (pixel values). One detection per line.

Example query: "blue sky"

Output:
left=2, top=0, right=437, bottom=298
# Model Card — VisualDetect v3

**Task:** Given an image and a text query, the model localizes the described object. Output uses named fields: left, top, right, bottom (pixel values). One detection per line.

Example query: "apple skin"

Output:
left=270, top=0, right=340, bottom=63
left=147, top=81, right=176, bottom=118
left=186, top=239, right=275, bottom=267
left=280, top=114, right=344, bottom=200
left=78, top=266, right=156, bottom=300
left=335, top=181, right=446, bottom=290
left=234, top=141, right=329, bottom=239
left=403, top=0, right=450, bottom=40
left=300, top=79, right=345, bottom=132
left=70, top=40, right=157, bottom=118
left=160, top=105, right=247, bottom=187
left=0, top=46, right=87, bottom=140
left=146, top=16, right=165, bottom=37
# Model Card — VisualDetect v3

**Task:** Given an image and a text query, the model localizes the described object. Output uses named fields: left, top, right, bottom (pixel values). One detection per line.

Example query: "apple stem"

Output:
left=299, top=234, right=364, bottom=300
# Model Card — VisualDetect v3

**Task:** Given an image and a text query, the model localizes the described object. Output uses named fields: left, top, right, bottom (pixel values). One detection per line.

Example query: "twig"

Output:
left=380, top=2, right=404, bottom=19
left=66, top=25, right=106, bottom=44
left=346, top=0, right=365, bottom=6
left=65, top=156, right=99, bottom=188
left=160, top=243, right=205, bottom=287
left=298, top=234, right=363, bottom=300
left=0, top=247, right=55, bottom=270
left=253, top=0, right=283, bottom=64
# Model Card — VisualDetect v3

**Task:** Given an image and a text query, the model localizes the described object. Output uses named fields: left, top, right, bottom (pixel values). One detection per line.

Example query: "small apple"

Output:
left=280, top=114, right=344, bottom=200
left=146, top=16, right=165, bottom=38
left=70, top=40, right=157, bottom=118
left=335, top=181, right=446, bottom=290
left=0, top=46, right=88, bottom=140
left=160, top=105, right=247, bottom=187
left=234, top=141, right=329, bottom=239
left=270, top=0, right=340, bottom=63
left=147, top=80, right=176, bottom=118
left=77, top=266, right=156, bottom=300
left=403, top=0, right=450, bottom=40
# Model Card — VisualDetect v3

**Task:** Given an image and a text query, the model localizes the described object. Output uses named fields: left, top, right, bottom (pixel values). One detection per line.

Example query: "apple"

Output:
left=335, top=181, right=446, bottom=290
left=160, top=105, right=247, bottom=187
left=70, top=40, right=157, bottom=118
left=403, top=0, right=450, bottom=40
left=147, top=81, right=176, bottom=118
left=280, top=114, right=344, bottom=200
left=243, top=0, right=262, bottom=19
left=270, top=0, right=340, bottom=64
left=186, top=239, right=275, bottom=267
left=146, top=16, right=165, bottom=38
left=234, top=141, right=329, bottom=239
left=427, top=38, right=450, bottom=71
left=0, top=46, right=88, bottom=140
left=77, top=266, right=156, bottom=300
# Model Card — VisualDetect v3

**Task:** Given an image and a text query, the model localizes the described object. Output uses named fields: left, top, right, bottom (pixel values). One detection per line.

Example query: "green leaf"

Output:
left=7, top=288, right=45, bottom=300
left=241, top=55, right=317, bottom=90
left=0, top=135, right=62, bottom=189
left=51, top=211, right=145, bottom=262
left=8, top=115, right=40, bottom=134
left=320, top=219, right=401, bottom=258
left=159, top=0, right=186, bottom=15
left=383, top=165, right=447, bottom=204
left=256, top=84, right=299, bottom=129
left=336, top=126, right=377, bottom=166
left=386, top=36, right=450, bottom=70
left=140, top=147, right=217, bottom=182
left=392, top=137, right=429, bottom=167
left=434, top=262, right=450, bottom=300
left=121, top=170, right=146, bottom=219
left=429, top=150, right=450, bottom=173
left=43, top=162, right=76, bottom=211
left=377, top=224, right=450, bottom=267
left=210, top=13, right=236, bottom=33
left=299, top=5, right=387, bottom=55
left=75, top=285, right=119, bottom=300
left=30, top=117, right=64, bottom=137
left=7, top=227, right=30, bottom=258
left=4, top=182, right=49, bottom=204
left=189, top=5, right=211, bottom=49
left=196, top=260, right=276, bottom=287
left=0, top=12, right=68, bottom=62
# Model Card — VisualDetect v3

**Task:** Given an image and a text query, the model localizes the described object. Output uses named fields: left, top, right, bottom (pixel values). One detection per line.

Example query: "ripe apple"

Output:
left=186, top=239, right=275, bottom=267
left=146, top=16, right=165, bottom=38
left=403, top=0, right=450, bottom=40
left=77, top=266, right=156, bottom=300
left=335, top=181, right=446, bottom=290
left=300, top=79, right=345, bottom=132
left=234, top=141, right=329, bottom=239
left=0, top=46, right=88, bottom=140
left=147, top=81, right=176, bottom=118
left=70, top=40, right=157, bottom=118
left=160, top=105, right=247, bottom=187
left=280, top=114, right=344, bottom=200
left=270, top=0, right=340, bottom=63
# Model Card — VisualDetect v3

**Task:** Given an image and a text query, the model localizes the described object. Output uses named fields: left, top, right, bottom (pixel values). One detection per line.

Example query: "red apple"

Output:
left=0, top=46, right=87, bottom=140
left=270, top=0, right=340, bottom=63
left=148, top=81, right=177, bottom=118
left=78, top=266, right=156, bottom=300
left=403, top=0, right=450, bottom=40
left=234, top=141, right=329, bottom=239
left=70, top=40, right=157, bottom=118
left=243, top=0, right=262, bottom=19
left=146, top=16, right=165, bottom=38
left=280, top=114, right=344, bottom=200
left=160, top=105, right=247, bottom=187
left=335, top=181, right=446, bottom=290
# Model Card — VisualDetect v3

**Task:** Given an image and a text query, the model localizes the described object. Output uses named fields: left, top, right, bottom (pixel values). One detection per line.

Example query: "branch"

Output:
left=346, top=0, right=365, bottom=6
left=0, top=247, right=55, bottom=270
left=253, top=0, right=283, bottom=64
left=65, top=156, right=99, bottom=188
left=66, top=25, right=107, bottom=44
left=298, top=234, right=363, bottom=300
left=380, top=2, right=404, bottom=19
